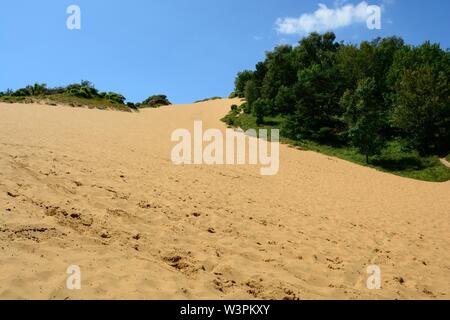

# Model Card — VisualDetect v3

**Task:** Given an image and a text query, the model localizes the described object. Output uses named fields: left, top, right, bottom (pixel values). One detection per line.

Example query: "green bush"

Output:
left=127, top=102, right=137, bottom=109
left=140, top=95, right=171, bottom=108
left=104, top=92, right=126, bottom=104
left=242, top=103, right=252, bottom=114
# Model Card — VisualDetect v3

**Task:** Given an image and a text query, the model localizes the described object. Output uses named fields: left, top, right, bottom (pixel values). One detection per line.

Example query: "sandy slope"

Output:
left=0, top=99, right=449, bottom=300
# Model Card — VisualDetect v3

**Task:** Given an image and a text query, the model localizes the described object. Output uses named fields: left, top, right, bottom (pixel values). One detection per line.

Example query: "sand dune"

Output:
left=0, top=99, right=449, bottom=300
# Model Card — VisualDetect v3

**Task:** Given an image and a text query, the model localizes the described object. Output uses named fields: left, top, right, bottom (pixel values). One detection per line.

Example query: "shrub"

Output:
left=221, top=114, right=236, bottom=126
left=140, top=95, right=171, bottom=108
left=242, top=103, right=252, bottom=114
left=104, top=92, right=126, bottom=104
left=127, top=102, right=137, bottom=109
left=65, top=81, right=99, bottom=99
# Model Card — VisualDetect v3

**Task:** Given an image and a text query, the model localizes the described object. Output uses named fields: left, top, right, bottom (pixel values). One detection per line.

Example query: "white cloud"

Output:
left=276, top=1, right=378, bottom=35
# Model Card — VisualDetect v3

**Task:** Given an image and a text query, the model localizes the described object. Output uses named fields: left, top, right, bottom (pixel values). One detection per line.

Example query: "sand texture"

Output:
left=0, top=99, right=449, bottom=300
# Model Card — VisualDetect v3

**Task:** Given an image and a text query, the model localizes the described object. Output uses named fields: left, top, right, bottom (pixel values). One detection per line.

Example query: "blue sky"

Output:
left=1, top=0, right=449, bottom=104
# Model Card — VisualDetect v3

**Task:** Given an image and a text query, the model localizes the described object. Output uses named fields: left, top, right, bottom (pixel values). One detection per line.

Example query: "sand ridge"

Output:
left=0, top=99, right=449, bottom=299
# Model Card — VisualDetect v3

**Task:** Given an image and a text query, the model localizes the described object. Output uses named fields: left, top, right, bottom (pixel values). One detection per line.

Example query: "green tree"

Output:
left=392, top=65, right=450, bottom=155
left=244, top=80, right=259, bottom=108
left=285, top=62, right=344, bottom=143
left=234, top=71, right=254, bottom=98
left=274, top=85, right=296, bottom=114
left=342, top=78, right=387, bottom=163
left=253, top=62, right=268, bottom=89
left=260, top=45, right=296, bottom=102
left=388, top=42, right=450, bottom=155
left=253, top=99, right=269, bottom=126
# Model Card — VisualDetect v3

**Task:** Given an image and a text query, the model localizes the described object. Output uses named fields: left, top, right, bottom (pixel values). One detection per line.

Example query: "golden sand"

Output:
left=0, top=99, right=449, bottom=299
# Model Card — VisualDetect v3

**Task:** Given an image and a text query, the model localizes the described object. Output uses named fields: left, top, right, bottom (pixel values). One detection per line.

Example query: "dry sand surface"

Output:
left=0, top=99, right=449, bottom=300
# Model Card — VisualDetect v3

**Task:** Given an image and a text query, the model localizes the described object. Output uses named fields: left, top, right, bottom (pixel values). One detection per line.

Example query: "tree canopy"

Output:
left=232, top=32, right=450, bottom=160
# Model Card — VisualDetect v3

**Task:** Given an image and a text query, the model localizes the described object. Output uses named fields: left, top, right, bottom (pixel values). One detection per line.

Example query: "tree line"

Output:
left=231, top=32, right=450, bottom=162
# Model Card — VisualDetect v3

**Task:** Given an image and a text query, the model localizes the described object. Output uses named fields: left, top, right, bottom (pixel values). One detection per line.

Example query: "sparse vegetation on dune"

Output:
left=0, top=81, right=171, bottom=112
left=194, top=96, right=222, bottom=103
left=0, top=81, right=134, bottom=112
